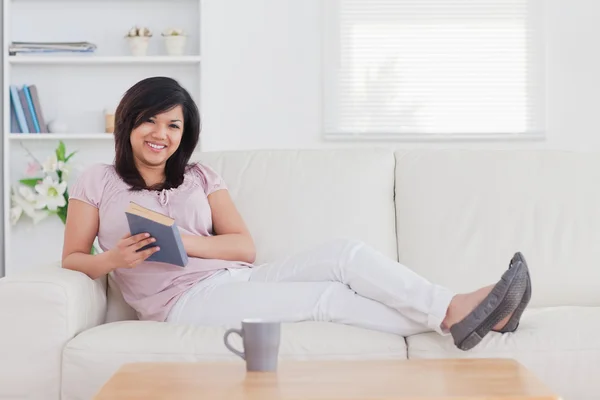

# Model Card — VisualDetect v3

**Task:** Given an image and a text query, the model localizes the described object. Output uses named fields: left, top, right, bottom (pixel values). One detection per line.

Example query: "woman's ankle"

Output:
left=441, top=286, right=495, bottom=329
left=441, top=294, right=463, bottom=330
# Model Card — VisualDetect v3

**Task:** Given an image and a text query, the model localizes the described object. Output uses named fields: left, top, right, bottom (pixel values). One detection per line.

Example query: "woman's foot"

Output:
left=443, top=285, right=514, bottom=331
left=442, top=259, right=529, bottom=351
left=497, top=252, right=532, bottom=333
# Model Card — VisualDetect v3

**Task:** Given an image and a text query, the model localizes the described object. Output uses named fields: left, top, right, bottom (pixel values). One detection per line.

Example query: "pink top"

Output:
left=69, top=162, right=251, bottom=322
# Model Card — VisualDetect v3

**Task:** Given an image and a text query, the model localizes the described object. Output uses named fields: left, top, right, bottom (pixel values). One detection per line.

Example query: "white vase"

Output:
left=47, top=120, right=68, bottom=134
left=163, top=35, right=187, bottom=56
left=127, top=36, right=150, bottom=56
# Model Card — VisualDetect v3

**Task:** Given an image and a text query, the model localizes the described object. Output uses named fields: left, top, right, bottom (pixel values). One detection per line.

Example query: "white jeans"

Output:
left=166, top=239, right=455, bottom=336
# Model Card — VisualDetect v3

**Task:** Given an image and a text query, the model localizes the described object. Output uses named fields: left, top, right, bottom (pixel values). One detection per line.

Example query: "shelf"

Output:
left=8, top=55, right=201, bottom=65
left=9, top=133, right=115, bottom=140
left=3, top=0, right=203, bottom=278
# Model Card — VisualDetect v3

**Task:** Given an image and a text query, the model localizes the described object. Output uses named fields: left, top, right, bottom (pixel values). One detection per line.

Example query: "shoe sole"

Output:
left=450, top=261, right=528, bottom=351
left=497, top=252, right=531, bottom=333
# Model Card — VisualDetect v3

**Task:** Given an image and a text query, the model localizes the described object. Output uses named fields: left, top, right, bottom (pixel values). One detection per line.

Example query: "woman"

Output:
left=62, top=77, right=531, bottom=351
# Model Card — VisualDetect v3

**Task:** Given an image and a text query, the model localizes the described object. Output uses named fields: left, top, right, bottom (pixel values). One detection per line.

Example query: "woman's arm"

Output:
left=62, top=199, right=159, bottom=280
left=62, top=199, right=114, bottom=279
left=181, top=189, right=256, bottom=263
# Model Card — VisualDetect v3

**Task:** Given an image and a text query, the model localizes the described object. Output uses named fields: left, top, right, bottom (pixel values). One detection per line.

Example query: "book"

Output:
left=10, top=102, right=19, bottom=133
left=27, top=85, right=48, bottom=133
left=9, top=85, right=28, bottom=133
left=18, top=87, right=36, bottom=133
left=9, top=41, right=98, bottom=55
left=23, top=85, right=41, bottom=133
left=125, top=202, right=189, bottom=267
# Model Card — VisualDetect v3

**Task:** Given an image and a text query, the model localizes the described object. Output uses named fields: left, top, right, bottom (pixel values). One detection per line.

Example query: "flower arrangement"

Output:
left=10, top=141, right=76, bottom=226
left=161, top=28, right=187, bottom=56
left=161, top=28, right=185, bottom=37
left=125, top=26, right=153, bottom=38
left=125, top=26, right=152, bottom=56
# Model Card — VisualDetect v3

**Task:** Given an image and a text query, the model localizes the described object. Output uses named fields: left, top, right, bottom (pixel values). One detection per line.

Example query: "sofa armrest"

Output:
left=0, top=267, right=107, bottom=400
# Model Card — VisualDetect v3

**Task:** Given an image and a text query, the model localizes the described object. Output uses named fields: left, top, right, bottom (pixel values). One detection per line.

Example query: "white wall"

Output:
left=200, top=0, right=600, bottom=152
left=200, top=0, right=323, bottom=151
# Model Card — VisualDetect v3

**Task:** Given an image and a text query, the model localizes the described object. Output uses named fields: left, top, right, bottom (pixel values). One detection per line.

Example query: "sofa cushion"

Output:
left=105, top=273, right=138, bottom=322
left=407, top=306, right=600, bottom=400
left=62, top=321, right=406, bottom=400
left=193, top=149, right=398, bottom=264
left=394, top=149, right=600, bottom=307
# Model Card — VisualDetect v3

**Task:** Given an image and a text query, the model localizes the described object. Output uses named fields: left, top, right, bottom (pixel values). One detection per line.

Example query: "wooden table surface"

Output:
left=94, top=358, right=560, bottom=400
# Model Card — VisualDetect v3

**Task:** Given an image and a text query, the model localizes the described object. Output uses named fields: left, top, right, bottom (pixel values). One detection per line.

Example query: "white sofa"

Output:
left=1, top=148, right=599, bottom=400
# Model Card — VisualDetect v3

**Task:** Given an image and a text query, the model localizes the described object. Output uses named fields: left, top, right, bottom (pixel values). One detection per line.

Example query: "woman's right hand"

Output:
left=108, top=232, right=160, bottom=269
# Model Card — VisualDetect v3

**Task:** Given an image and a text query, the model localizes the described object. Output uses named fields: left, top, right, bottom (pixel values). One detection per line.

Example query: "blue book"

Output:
left=125, top=202, right=189, bottom=267
left=23, top=85, right=41, bottom=133
left=9, top=85, right=29, bottom=133
left=10, top=100, right=19, bottom=133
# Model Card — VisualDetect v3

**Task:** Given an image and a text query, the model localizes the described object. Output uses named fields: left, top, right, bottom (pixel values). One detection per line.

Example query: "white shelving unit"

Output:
left=2, top=0, right=202, bottom=276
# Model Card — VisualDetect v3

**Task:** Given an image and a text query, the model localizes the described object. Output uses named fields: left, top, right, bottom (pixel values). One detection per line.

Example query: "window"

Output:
left=323, top=0, right=545, bottom=140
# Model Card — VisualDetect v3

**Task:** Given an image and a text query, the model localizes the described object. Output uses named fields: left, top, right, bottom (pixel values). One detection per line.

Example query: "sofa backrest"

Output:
left=106, top=149, right=399, bottom=322
left=394, top=149, right=600, bottom=307
left=196, top=149, right=399, bottom=263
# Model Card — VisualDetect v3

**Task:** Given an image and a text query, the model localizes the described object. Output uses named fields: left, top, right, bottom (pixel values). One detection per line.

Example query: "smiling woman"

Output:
left=129, top=106, right=184, bottom=182
left=61, top=76, right=257, bottom=322
left=61, top=76, right=531, bottom=353
left=113, top=77, right=200, bottom=191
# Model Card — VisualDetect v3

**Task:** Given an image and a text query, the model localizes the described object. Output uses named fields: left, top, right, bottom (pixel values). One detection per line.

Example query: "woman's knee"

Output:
left=316, top=238, right=375, bottom=274
left=316, top=282, right=354, bottom=318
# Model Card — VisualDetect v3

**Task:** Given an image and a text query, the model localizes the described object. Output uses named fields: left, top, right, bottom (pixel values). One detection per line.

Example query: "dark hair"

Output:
left=113, top=76, right=200, bottom=191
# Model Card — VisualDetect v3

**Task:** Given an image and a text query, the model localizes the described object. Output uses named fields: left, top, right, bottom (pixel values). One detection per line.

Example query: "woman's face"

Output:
left=130, top=105, right=184, bottom=169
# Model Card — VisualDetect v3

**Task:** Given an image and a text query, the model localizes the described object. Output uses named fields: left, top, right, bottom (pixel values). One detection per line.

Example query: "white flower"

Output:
left=58, top=162, right=70, bottom=179
left=126, top=26, right=152, bottom=37
left=11, top=185, right=49, bottom=224
left=139, top=27, right=152, bottom=37
left=42, top=155, right=69, bottom=180
left=19, top=185, right=37, bottom=202
left=163, top=28, right=185, bottom=36
left=10, top=206, right=23, bottom=225
left=34, top=176, right=67, bottom=211
left=42, top=155, right=58, bottom=173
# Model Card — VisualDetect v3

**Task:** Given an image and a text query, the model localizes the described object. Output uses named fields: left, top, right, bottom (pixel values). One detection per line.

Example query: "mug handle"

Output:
left=223, top=328, right=245, bottom=360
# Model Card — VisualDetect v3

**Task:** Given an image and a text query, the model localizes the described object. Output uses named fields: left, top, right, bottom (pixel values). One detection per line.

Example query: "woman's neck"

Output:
left=136, top=161, right=166, bottom=188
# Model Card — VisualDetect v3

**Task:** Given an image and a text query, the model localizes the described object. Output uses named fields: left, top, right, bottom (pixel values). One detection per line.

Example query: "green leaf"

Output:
left=64, top=151, right=77, bottom=163
left=56, top=141, right=66, bottom=161
left=57, top=206, right=67, bottom=224
left=19, top=178, right=42, bottom=187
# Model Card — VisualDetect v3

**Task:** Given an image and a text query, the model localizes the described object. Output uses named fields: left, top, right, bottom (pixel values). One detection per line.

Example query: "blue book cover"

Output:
left=23, top=85, right=41, bottom=133
left=9, top=85, right=29, bottom=133
left=125, top=202, right=188, bottom=267
left=18, top=88, right=36, bottom=133
left=10, top=101, right=19, bottom=133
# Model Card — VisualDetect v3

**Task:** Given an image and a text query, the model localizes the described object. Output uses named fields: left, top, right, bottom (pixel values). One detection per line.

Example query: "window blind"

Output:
left=323, top=0, right=545, bottom=140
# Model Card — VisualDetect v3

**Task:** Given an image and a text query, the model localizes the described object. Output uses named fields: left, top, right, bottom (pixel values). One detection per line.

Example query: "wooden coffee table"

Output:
left=94, top=358, right=559, bottom=399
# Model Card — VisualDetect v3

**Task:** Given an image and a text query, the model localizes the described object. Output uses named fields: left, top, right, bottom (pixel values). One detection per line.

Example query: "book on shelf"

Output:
left=9, top=84, right=48, bottom=134
left=125, top=202, right=189, bottom=268
left=9, top=41, right=97, bottom=55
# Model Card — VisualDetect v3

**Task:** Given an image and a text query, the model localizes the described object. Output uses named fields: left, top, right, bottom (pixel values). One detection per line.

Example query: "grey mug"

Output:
left=223, top=319, right=281, bottom=372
